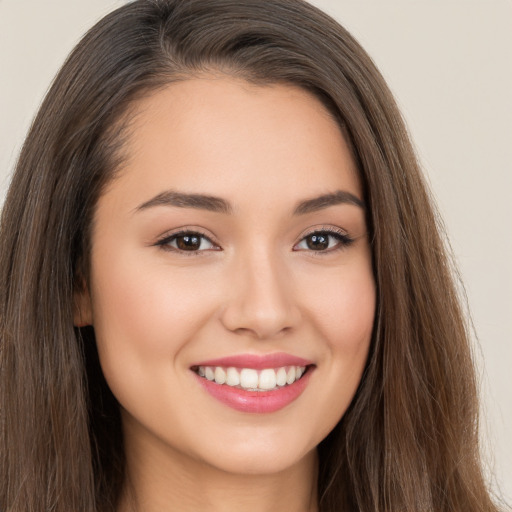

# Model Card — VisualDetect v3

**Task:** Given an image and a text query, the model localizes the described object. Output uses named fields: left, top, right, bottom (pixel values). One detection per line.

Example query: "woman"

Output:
left=0, top=0, right=503, bottom=511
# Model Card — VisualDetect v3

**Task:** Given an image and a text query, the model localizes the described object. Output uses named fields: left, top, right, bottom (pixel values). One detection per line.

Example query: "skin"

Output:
left=76, top=76, right=376, bottom=512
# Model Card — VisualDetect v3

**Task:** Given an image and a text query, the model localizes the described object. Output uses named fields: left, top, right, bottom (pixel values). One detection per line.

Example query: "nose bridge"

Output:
left=220, top=243, right=299, bottom=339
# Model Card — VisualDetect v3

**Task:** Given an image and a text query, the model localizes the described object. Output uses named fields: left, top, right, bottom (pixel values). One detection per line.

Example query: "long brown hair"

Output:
left=0, top=1, right=502, bottom=511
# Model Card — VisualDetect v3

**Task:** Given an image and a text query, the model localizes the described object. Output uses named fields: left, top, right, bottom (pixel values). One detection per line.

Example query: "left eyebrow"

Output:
left=293, top=190, right=365, bottom=215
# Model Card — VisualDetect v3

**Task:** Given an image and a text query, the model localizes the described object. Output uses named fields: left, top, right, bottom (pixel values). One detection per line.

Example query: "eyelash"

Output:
left=294, top=227, right=354, bottom=254
left=155, top=228, right=219, bottom=256
left=154, top=227, right=354, bottom=256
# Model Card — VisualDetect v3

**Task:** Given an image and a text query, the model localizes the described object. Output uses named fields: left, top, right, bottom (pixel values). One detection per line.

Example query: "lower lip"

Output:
left=194, top=368, right=313, bottom=413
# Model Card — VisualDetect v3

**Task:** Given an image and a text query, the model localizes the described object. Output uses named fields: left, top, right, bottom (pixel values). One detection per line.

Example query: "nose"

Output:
left=220, top=250, right=301, bottom=340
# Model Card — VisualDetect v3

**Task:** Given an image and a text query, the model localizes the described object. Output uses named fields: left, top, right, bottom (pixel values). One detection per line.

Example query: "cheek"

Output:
left=326, top=270, right=375, bottom=390
left=298, top=258, right=375, bottom=433
left=301, top=258, right=376, bottom=355
left=88, top=249, right=219, bottom=389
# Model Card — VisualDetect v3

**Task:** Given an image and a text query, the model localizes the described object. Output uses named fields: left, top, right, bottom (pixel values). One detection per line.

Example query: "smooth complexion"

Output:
left=76, top=77, right=376, bottom=512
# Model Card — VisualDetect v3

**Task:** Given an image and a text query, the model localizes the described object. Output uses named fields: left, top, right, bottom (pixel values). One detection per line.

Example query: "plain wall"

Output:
left=1, top=0, right=511, bottom=503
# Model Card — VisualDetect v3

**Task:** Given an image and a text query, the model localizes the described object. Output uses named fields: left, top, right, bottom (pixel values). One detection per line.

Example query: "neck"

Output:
left=118, top=424, right=319, bottom=512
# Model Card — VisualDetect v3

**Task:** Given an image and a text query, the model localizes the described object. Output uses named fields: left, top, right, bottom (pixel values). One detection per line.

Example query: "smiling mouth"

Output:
left=191, top=365, right=311, bottom=392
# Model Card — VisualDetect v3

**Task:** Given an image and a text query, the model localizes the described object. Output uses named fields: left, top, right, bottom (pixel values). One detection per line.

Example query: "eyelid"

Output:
left=153, top=226, right=221, bottom=253
left=293, top=225, right=354, bottom=253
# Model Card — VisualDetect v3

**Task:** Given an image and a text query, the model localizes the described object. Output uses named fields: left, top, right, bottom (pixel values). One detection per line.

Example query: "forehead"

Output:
left=100, top=76, right=361, bottom=215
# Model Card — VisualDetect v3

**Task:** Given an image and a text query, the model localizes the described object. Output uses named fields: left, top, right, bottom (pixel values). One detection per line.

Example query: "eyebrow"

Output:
left=135, top=189, right=365, bottom=215
left=293, top=190, right=365, bottom=215
left=136, top=190, right=232, bottom=214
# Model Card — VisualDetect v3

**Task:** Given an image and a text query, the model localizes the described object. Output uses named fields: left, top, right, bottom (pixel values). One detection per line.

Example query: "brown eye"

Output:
left=157, top=231, right=216, bottom=252
left=175, top=234, right=202, bottom=251
left=304, top=233, right=329, bottom=250
left=294, top=230, right=354, bottom=252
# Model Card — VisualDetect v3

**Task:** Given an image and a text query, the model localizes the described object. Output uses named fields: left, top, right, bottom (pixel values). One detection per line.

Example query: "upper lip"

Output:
left=191, top=352, right=314, bottom=370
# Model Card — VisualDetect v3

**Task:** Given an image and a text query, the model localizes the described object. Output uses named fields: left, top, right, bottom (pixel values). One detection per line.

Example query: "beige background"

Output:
left=1, top=0, right=510, bottom=503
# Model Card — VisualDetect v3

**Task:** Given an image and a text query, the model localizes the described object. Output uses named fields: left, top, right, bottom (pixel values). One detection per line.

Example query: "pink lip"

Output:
left=192, top=352, right=313, bottom=370
left=191, top=352, right=315, bottom=414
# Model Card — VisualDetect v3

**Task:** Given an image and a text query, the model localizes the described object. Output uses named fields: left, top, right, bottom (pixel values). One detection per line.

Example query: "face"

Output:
left=78, top=77, right=375, bottom=476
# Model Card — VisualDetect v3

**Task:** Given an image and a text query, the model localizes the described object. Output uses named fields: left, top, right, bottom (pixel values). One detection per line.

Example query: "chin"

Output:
left=186, top=425, right=319, bottom=477
left=205, top=446, right=316, bottom=477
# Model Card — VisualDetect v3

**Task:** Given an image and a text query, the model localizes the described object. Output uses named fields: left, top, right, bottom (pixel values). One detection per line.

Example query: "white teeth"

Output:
left=259, top=368, right=277, bottom=390
left=286, top=366, right=296, bottom=385
left=214, top=367, right=226, bottom=385
left=196, top=365, right=307, bottom=391
left=276, top=367, right=287, bottom=387
left=226, top=367, right=240, bottom=386
left=240, top=368, right=259, bottom=389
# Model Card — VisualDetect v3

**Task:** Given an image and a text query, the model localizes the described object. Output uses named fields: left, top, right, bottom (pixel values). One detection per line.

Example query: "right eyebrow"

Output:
left=134, top=190, right=233, bottom=214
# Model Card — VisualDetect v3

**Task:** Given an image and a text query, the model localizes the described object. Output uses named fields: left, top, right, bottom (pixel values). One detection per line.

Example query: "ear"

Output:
left=73, top=282, right=93, bottom=327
